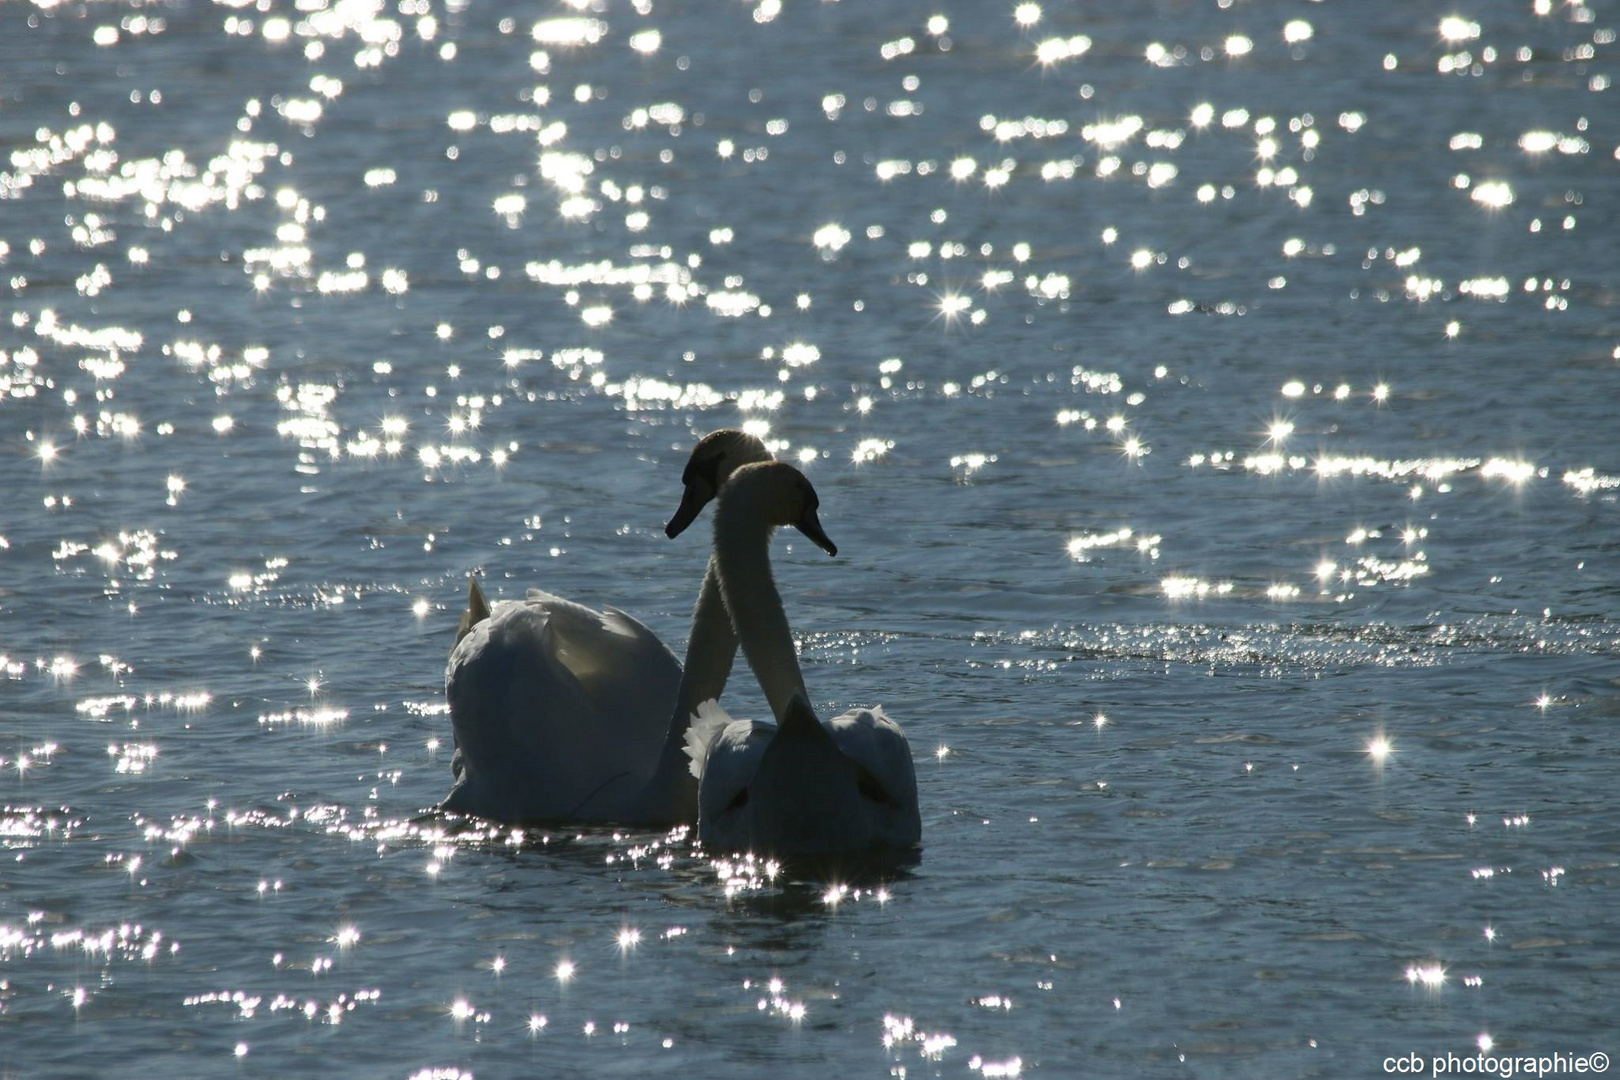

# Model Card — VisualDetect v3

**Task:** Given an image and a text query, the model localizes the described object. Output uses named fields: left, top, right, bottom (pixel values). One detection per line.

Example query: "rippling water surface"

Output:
left=3, top=0, right=1619, bottom=1075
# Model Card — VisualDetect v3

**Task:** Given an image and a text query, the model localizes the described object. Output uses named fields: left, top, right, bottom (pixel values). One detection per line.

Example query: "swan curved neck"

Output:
left=674, top=557, right=736, bottom=712
left=645, top=557, right=735, bottom=819
left=712, top=492, right=806, bottom=722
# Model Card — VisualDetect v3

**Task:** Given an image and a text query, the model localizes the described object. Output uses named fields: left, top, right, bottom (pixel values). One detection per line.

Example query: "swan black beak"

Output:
left=796, top=507, right=838, bottom=557
left=665, top=483, right=708, bottom=539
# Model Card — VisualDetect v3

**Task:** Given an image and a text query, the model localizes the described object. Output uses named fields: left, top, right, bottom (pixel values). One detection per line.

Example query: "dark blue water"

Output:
left=3, top=1, right=1618, bottom=1075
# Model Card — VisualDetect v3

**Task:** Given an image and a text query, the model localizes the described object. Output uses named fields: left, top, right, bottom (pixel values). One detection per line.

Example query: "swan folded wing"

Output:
left=825, top=706, right=920, bottom=815
left=446, top=604, right=589, bottom=758
left=521, top=590, right=676, bottom=674
left=694, top=714, right=775, bottom=824
left=444, top=604, right=597, bottom=818
left=524, top=593, right=682, bottom=752
left=444, top=597, right=679, bottom=820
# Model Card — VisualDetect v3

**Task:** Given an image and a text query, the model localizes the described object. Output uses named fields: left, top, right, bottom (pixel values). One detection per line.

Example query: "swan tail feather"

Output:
left=454, top=575, right=491, bottom=647
left=684, top=700, right=732, bottom=781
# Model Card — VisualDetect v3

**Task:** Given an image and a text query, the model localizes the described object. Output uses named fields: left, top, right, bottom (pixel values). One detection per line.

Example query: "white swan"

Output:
left=440, top=430, right=772, bottom=825
left=684, top=462, right=921, bottom=856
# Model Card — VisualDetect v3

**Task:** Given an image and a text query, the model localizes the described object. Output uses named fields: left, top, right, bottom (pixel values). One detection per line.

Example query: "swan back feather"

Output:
left=694, top=693, right=921, bottom=855
left=443, top=591, right=680, bottom=821
left=525, top=589, right=667, bottom=689
left=822, top=705, right=919, bottom=820
left=683, top=699, right=735, bottom=781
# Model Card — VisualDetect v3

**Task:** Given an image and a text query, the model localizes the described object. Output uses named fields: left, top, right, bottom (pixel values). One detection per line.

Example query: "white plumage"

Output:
left=687, top=694, right=920, bottom=855
left=686, top=462, right=921, bottom=856
left=444, top=590, right=680, bottom=822
left=438, top=431, right=771, bottom=826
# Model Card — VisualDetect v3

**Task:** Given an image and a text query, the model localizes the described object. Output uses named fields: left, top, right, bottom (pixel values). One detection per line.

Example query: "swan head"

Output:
left=665, top=429, right=773, bottom=539
left=718, top=461, right=837, bottom=556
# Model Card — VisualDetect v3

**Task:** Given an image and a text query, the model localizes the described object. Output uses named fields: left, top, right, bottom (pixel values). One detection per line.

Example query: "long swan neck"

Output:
left=674, top=557, right=736, bottom=713
left=653, top=559, right=735, bottom=751
left=642, top=557, right=735, bottom=822
left=712, top=496, right=806, bottom=723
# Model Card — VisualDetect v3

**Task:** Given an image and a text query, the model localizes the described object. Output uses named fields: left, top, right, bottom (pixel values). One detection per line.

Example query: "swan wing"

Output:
left=695, top=713, right=775, bottom=828
left=443, top=593, right=679, bottom=821
left=826, top=705, right=921, bottom=845
left=447, top=600, right=589, bottom=759
left=698, top=703, right=919, bottom=855
left=518, top=591, right=681, bottom=748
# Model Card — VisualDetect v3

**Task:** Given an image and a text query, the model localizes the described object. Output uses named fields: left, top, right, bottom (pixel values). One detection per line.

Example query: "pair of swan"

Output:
left=442, top=430, right=766, bottom=826
left=441, top=432, right=920, bottom=856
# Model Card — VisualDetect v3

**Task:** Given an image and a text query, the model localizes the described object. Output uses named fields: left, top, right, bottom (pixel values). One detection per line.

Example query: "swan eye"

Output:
left=725, top=787, right=750, bottom=812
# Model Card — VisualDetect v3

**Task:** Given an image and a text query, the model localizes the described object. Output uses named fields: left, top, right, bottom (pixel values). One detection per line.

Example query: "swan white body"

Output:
left=684, top=462, right=921, bottom=856
left=440, top=431, right=769, bottom=825
left=444, top=591, right=680, bottom=821
left=687, top=698, right=921, bottom=855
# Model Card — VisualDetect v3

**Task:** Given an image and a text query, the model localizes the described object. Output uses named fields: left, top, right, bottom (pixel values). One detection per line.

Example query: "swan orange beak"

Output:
left=665, top=483, right=709, bottom=539
left=795, top=507, right=837, bottom=557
